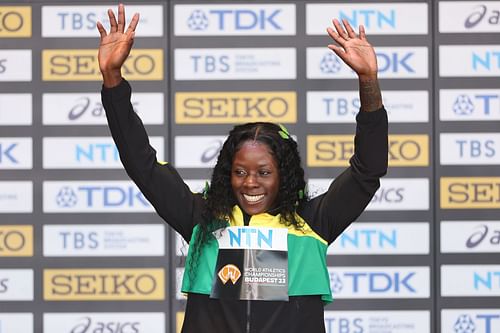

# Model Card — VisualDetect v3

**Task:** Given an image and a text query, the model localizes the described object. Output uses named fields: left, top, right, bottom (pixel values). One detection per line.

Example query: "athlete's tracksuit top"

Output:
left=102, top=79, right=388, bottom=333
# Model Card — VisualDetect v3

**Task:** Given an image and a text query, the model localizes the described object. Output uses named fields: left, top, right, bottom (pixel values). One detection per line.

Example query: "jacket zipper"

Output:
left=246, top=299, right=251, bottom=333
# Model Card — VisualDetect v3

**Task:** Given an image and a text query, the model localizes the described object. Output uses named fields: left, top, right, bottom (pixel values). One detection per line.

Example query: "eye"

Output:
left=259, top=170, right=271, bottom=176
left=234, top=169, right=247, bottom=176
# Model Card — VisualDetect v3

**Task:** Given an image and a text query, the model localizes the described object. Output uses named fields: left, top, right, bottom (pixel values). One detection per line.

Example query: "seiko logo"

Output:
left=467, top=225, right=500, bottom=248
left=465, top=5, right=500, bottom=28
left=48, top=54, right=155, bottom=76
left=43, top=50, right=163, bottom=81
left=47, top=272, right=159, bottom=296
left=0, top=230, right=25, bottom=252
left=70, top=317, right=140, bottom=333
left=445, top=181, right=500, bottom=204
left=0, top=10, right=23, bottom=32
left=182, top=97, right=288, bottom=118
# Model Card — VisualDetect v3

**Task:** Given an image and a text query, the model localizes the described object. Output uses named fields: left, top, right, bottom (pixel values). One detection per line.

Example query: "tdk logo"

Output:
left=472, top=51, right=500, bottom=71
left=454, top=314, right=500, bottom=333
left=0, top=143, right=18, bottom=164
left=453, top=94, right=499, bottom=116
left=339, top=9, right=395, bottom=29
left=187, top=9, right=282, bottom=31
left=320, top=53, right=342, bottom=74
left=330, top=271, right=417, bottom=294
left=54, top=185, right=149, bottom=208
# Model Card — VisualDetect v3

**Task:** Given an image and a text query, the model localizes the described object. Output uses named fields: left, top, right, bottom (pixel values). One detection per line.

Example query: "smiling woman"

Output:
left=98, top=4, right=388, bottom=333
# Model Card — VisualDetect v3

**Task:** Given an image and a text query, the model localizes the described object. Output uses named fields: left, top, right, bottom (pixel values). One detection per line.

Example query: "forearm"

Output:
left=358, top=74, right=382, bottom=112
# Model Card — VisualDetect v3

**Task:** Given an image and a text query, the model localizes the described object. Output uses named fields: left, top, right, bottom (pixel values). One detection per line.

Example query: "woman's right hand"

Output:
left=97, top=4, right=139, bottom=87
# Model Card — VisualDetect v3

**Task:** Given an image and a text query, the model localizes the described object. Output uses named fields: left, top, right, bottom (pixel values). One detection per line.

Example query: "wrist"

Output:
left=358, top=73, right=378, bottom=82
left=101, top=70, right=123, bottom=88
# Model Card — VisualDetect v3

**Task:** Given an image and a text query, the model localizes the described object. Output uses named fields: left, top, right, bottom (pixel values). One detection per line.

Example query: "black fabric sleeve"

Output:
left=302, top=107, right=388, bottom=244
left=101, top=79, right=202, bottom=241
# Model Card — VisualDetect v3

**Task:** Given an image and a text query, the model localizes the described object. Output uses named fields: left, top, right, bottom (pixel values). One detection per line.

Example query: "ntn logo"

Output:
left=472, top=51, right=500, bottom=70
left=474, top=271, right=500, bottom=290
left=338, top=229, right=396, bottom=248
left=339, top=9, right=395, bottom=29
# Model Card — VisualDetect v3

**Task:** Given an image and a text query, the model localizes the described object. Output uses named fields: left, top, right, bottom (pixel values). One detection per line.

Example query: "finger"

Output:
left=117, top=3, right=125, bottom=33
left=126, top=13, right=140, bottom=34
left=326, top=27, right=346, bottom=47
left=342, top=19, right=357, bottom=39
left=96, top=21, right=107, bottom=39
left=359, top=25, right=367, bottom=41
left=108, top=9, right=118, bottom=33
left=327, top=44, right=348, bottom=63
left=332, top=19, right=349, bottom=40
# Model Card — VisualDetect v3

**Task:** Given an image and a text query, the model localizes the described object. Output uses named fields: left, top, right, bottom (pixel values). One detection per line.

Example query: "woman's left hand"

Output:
left=327, top=19, right=378, bottom=80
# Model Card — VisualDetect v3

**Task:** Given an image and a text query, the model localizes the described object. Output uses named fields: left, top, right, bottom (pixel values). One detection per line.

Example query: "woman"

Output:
left=98, top=4, right=388, bottom=333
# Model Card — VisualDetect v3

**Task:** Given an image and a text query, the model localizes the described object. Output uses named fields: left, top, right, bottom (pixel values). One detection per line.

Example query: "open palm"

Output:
left=327, top=19, right=378, bottom=77
left=97, top=4, right=139, bottom=76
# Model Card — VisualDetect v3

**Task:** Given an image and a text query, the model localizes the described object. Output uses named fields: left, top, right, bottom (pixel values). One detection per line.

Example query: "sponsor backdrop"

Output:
left=0, top=1, right=498, bottom=332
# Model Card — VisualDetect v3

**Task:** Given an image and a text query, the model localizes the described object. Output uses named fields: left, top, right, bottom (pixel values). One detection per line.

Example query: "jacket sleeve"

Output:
left=101, top=79, right=202, bottom=241
left=304, top=107, right=388, bottom=244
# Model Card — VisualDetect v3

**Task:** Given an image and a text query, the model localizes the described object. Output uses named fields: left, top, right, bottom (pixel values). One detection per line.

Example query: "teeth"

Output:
left=243, top=194, right=264, bottom=202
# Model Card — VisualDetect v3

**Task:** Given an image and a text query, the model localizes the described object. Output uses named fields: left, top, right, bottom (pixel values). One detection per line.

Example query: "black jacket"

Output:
left=102, top=79, right=388, bottom=333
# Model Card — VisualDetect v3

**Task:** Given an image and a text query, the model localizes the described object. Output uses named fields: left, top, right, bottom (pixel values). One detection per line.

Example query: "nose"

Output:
left=243, top=173, right=258, bottom=187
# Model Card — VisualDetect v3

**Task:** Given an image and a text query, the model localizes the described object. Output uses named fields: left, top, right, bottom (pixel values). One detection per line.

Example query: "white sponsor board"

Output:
left=307, top=3, right=428, bottom=35
left=0, top=94, right=32, bottom=125
left=0, top=181, right=33, bottom=213
left=175, top=136, right=226, bottom=168
left=308, top=178, right=429, bottom=211
left=43, top=224, right=165, bottom=256
left=0, top=269, right=33, bottom=300
left=307, top=47, right=428, bottom=79
left=439, top=1, right=500, bottom=33
left=440, top=45, right=500, bottom=77
left=328, top=266, right=430, bottom=298
left=42, top=5, right=163, bottom=37
left=0, top=138, right=32, bottom=169
left=329, top=222, right=429, bottom=255
left=440, top=89, right=500, bottom=121
left=43, top=137, right=164, bottom=169
left=175, top=4, right=296, bottom=36
left=0, top=313, right=33, bottom=333
left=175, top=48, right=296, bottom=80
left=324, top=311, right=430, bottom=333
left=441, top=221, right=500, bottom=253
left=43, top=181, right=154, bottom=213
left=0, top=50, right=32, bottom=81
left=44, top=313, right=165, bottom=333
left=441, top=309, right=500, bottom=333
left=43, top=93, right=164, bottom=125
left=441, top=265, right=500, bottom=296
left=307, top=90, right=428, bottom=123
left=440, top=133, right=500, bottom=165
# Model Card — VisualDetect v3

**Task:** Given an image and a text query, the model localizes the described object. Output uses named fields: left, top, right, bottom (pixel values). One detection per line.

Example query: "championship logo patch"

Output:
left=218, top=264, right=241, bottom=284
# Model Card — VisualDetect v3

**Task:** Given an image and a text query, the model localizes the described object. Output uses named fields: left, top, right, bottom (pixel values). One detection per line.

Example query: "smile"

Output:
left=243, top=194, right=264, bottom=203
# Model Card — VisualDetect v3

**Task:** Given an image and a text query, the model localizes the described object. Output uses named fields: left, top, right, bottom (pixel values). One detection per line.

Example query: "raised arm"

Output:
left=327, top=19, right=383, bottom=112
left=98, top=6, right=201, bottom=241
left=304, top=20, right=388, bottom=243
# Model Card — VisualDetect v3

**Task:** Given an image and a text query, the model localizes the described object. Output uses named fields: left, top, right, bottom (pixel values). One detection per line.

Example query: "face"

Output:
left=231, top=140, right=280, bottom=215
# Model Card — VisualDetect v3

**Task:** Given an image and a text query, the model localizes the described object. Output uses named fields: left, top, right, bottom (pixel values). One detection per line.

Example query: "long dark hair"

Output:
left=188, top=122, right=307, bottom=271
